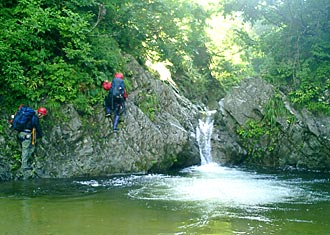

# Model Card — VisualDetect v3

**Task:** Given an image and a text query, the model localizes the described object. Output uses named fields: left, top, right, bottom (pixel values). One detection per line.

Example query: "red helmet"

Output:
left=114, top=72, right=124, bottom=79
left=37, top=107, right=47, bottom=116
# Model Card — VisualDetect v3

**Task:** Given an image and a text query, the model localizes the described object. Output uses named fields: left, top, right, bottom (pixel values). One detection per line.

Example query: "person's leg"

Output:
left=104, top=94, right=112, bottom=116
left=113, top=98, right=121, bottom=130
left=21, top=138, right=34, bottom=170
left=18, top=132, right=35, bottom=179
left=113, top=114, right=120, bottom=130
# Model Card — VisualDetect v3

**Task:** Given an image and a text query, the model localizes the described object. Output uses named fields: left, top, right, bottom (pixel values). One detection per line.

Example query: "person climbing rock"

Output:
left=11, top=105, right=47, bottom=179
left=103, top=72, right=127, bottom=131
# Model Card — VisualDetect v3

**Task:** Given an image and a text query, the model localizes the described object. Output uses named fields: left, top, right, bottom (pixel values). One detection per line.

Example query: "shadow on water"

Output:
left=0, top=178, right=100, bottom=198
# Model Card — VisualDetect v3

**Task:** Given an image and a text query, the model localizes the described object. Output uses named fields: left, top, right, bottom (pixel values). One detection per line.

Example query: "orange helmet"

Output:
left=114, top=72, right=124, bottom=79
left=37, top=107, right=47, bottom=116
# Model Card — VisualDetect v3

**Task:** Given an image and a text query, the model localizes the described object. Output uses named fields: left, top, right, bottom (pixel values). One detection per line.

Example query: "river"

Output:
left=1, top=113, right=330, bottom=234
left=0, top=165, right=330, bottom=235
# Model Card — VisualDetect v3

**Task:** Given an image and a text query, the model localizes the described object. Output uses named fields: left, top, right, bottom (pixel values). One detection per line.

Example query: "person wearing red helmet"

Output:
left=14, top=105, right=47, bottom=179
left=114, top=72, right=124, bottom=79
left=37, top=107, right=47, bottom=116
left=104, top=72, right=127, bottom=131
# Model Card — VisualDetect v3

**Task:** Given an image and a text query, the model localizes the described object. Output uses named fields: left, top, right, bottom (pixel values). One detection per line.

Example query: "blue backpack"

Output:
left=12, top=106, right=35, bottom=131
left=111, top=77, right=125, bottom=98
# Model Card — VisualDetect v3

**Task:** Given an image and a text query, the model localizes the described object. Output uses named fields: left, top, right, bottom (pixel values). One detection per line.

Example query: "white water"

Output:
left=78, top=112, right=308, bottom=208
left=129, top=166, right=304, bottom=206
left=196, top=110, right=216, bottom=165
left=77, top=166, right=306, bottom=213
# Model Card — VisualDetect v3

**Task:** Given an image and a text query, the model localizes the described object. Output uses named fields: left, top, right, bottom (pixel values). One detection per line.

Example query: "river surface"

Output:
left=0, top=163, right=330, bottom=235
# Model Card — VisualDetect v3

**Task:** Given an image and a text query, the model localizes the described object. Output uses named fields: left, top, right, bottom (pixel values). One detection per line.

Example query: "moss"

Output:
left=236, top=93, right=296, bottom=162
left=138, top=92, right=160, bottom=121
left=149, top=154, right=178, bottom=173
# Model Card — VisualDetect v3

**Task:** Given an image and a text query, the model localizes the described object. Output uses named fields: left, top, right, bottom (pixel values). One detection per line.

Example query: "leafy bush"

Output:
left=236, top=93, right=295, bottom=160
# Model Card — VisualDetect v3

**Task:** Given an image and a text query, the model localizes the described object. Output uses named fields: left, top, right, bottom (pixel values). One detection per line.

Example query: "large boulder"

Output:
left=212, top=77, right=330, bottom=171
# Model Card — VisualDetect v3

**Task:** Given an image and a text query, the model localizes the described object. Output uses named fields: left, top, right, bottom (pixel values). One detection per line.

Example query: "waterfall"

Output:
left=196, top=110, right=216, bottom=165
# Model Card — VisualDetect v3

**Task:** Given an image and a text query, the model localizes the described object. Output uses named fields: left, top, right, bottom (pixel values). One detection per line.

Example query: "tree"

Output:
left=222, top=0, right=330, bottom=113
left=0, top=0, right=217, bottom=112
left=0, top=1, right=97, bottom=107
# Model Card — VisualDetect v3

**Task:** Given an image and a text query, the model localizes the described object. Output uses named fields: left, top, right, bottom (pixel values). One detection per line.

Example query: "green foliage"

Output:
left=107, top=0, right=217, bottom=103
left=2, top=0, right=329, bottom=119
left=222, top=0, right=330, bottom=114
left=175, top=59, right=210, bottom=101
left=72, top=94, right=94, bottom=115
left=288, top=57, right=330, bottom=114
left=236, top=120, right=268, bottom=159
left=11, top=153, right=22, bottom=171
left=263, top=93, right=291, bottom=127
left=138, top=93, right=160, bottom=121
left=3, top=138, right=22, bottom=171
left=0, top=0, right=123, bottom=113
left=236, top=93, right=295, bottom=160
left=0, top=0, right=218, bottom=114
left=206, top=14, right=258, bottom=91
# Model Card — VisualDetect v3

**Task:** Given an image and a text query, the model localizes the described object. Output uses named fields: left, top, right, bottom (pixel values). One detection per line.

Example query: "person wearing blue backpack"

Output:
left=103, top=72, right=127, bottom=131
left=11, top=105, right=47, bottom=179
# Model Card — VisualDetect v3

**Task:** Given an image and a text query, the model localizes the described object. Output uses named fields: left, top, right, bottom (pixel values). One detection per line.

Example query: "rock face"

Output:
left=0, top=56, right=200, bottom=180
left=2, top=66, right=330, bottom=181
left=212, top=77, right=330, bottom=171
